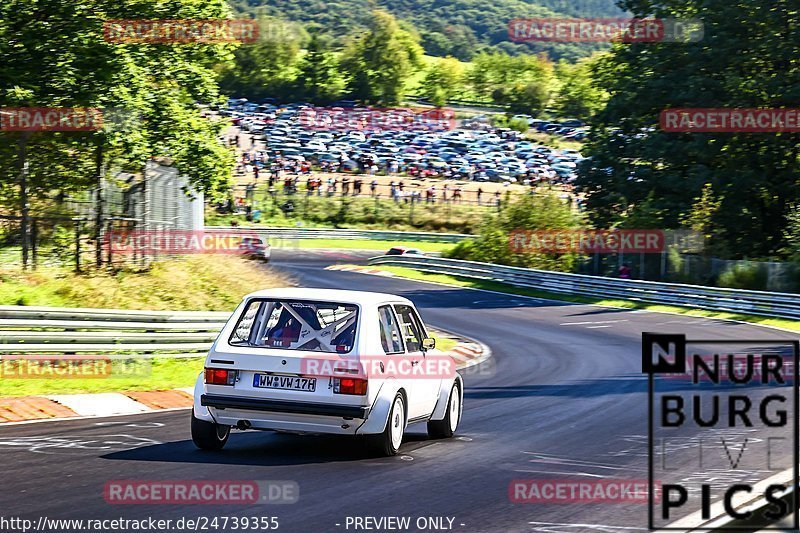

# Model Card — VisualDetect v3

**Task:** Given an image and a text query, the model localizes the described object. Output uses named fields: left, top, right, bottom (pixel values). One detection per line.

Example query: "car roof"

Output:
left=243, top=287, right=412, bottom=306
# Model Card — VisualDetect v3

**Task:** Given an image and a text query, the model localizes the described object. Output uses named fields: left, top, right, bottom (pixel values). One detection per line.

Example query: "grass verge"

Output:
left=0, top=255, right=292, bottom=311
left=205, top=193, right=486, bottom=234
left=359, top=265, right=800, bottom=333
left=1, top=357, right=205, bottom=397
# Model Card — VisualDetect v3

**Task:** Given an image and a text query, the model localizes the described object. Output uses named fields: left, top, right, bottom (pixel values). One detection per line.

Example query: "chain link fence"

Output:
left=3, top=162, right=203, bottom=271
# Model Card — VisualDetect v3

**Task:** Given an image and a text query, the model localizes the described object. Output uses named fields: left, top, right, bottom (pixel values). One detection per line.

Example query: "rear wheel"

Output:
left=366, top=393, right=405, bottom=456
left=427, top=382, right=461, bottom=439
left=191, top=410, right=230, bottom=451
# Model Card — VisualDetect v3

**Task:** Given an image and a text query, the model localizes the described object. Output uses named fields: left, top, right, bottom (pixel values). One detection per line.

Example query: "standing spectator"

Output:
left=370, top=178, right=378, bottom=197
left=619, top=263, right=632, bottom=279
left=354, top=178, right=363, bottom=196
left=342, top=176, right=351, bottom=196
left=476, top=187, right=483, bottom=205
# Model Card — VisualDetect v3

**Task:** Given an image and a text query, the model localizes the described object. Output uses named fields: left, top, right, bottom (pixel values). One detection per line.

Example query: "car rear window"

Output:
left=229, top=299, right=359, bottom=353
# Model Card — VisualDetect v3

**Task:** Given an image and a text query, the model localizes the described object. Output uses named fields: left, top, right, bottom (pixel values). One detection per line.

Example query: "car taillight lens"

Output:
left=333, top=377, right=367, bottom=395
left=205, top=368, right=237, bottom=385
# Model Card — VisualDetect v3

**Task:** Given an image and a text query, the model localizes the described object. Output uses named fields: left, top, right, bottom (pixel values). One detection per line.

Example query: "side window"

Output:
left=394, top=304, right=425, bottom=353
left=378, top=305, right=404, bottom=354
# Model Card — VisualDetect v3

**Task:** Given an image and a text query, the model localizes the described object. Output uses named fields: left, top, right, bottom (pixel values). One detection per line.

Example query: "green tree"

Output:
left=341, top=10, right=424, bottom=105
left=420, top=57, right=465, bottom=106
left=783, top=204, right=800, bottom=262
left=468, top=51, right=555, bottom=110
left=577, top=0, right=800, bottom=260
left=218, top=17, right=305, bottom=99
left=501, top=82, right=551, bottom=116
left=0, top=0, right=238, bottom=266
left=554, top=55, right=609, bottom=118
left=446, top=191, right=586, bottom=271
left=296, top=33, right=345, bottom=103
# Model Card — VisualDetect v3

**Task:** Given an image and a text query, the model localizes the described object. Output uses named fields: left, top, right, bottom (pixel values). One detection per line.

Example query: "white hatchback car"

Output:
left=192, top=288, right=463, bottom=456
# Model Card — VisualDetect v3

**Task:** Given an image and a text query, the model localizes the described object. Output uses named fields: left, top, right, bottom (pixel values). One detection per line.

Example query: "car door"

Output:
left=376, top=305, right=417, bottom=415
left=394, top=304, right=440, bottom=418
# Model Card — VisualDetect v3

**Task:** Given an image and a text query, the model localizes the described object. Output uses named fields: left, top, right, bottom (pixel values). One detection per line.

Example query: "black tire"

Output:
left=191, top=410, right=230, bottom=451
left=427, top=382, right=461, bottom=439
left=365, top=393, right=405, bottom=457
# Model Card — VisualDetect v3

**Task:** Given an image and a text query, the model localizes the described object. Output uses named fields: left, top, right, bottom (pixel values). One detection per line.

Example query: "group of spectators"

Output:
left=233, top=143, right=508, bottom=206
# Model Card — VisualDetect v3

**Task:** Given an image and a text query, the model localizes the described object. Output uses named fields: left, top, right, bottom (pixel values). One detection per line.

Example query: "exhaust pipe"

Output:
left=236, top=420, right=252, bottom=430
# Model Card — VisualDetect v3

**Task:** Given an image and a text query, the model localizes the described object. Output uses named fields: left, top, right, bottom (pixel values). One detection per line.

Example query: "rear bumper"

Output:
left=201, top=394, right=369, bottom=419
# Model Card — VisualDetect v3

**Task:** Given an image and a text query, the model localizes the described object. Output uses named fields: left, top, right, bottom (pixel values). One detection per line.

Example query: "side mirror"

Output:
left=421, top=337, right=435, bottom=351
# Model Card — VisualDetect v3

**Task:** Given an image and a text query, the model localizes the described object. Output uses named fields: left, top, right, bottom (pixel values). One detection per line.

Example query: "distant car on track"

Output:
left=385, top=247, right=424, bottom=256
left=192, top=288, right=463, bottom=456
left=238, top=237, right=271, bottom=262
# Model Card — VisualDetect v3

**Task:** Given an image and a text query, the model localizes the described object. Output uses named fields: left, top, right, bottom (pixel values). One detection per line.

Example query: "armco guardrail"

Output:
left=0, top=306, right=228, bottom=323
left=368, top=255, right=800, bottom=320
left=0, top=306, right=229, bottom=357
left=205, top=226, right=472, bottom=244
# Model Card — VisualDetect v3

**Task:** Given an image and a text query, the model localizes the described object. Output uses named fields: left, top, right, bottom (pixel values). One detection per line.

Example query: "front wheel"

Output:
left=366, top=393, right=406, bottom=456
left=191, top=410, right=230, bottom=450
left=427, top=382, right=461, bottom=439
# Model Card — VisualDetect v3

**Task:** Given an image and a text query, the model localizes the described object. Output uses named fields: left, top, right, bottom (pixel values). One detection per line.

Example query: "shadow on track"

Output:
left=395, top=288, right=570, bottom=310
left=101, top=429, right=439, bottom=466
left=464, top=377, right=648, bottom=400
left=464, top=372, right=790, bottom=400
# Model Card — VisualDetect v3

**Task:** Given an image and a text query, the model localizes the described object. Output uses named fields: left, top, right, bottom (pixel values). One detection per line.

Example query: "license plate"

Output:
left=253, top=374, right=316, bottom=392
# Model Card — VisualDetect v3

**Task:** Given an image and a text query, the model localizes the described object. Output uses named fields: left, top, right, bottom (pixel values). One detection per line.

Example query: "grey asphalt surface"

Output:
left=0, top=249, right=796, bottom=533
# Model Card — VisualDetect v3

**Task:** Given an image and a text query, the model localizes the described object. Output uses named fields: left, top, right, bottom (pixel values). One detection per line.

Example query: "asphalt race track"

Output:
left=1, top=249, right=796, bottom=533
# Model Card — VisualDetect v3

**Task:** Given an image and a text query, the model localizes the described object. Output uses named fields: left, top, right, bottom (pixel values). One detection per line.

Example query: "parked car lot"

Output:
left=224, top=99, right=584, bottom=186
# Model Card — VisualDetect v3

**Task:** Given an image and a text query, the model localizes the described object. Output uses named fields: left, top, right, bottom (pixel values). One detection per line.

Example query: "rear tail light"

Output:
left=333, top=377, right=367, bottom=395
left=205, top=368, right=237, bottom=385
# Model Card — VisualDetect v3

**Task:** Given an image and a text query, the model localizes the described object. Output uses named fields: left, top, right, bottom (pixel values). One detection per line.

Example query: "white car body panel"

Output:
left=194, top=289, right=459, bottom=436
